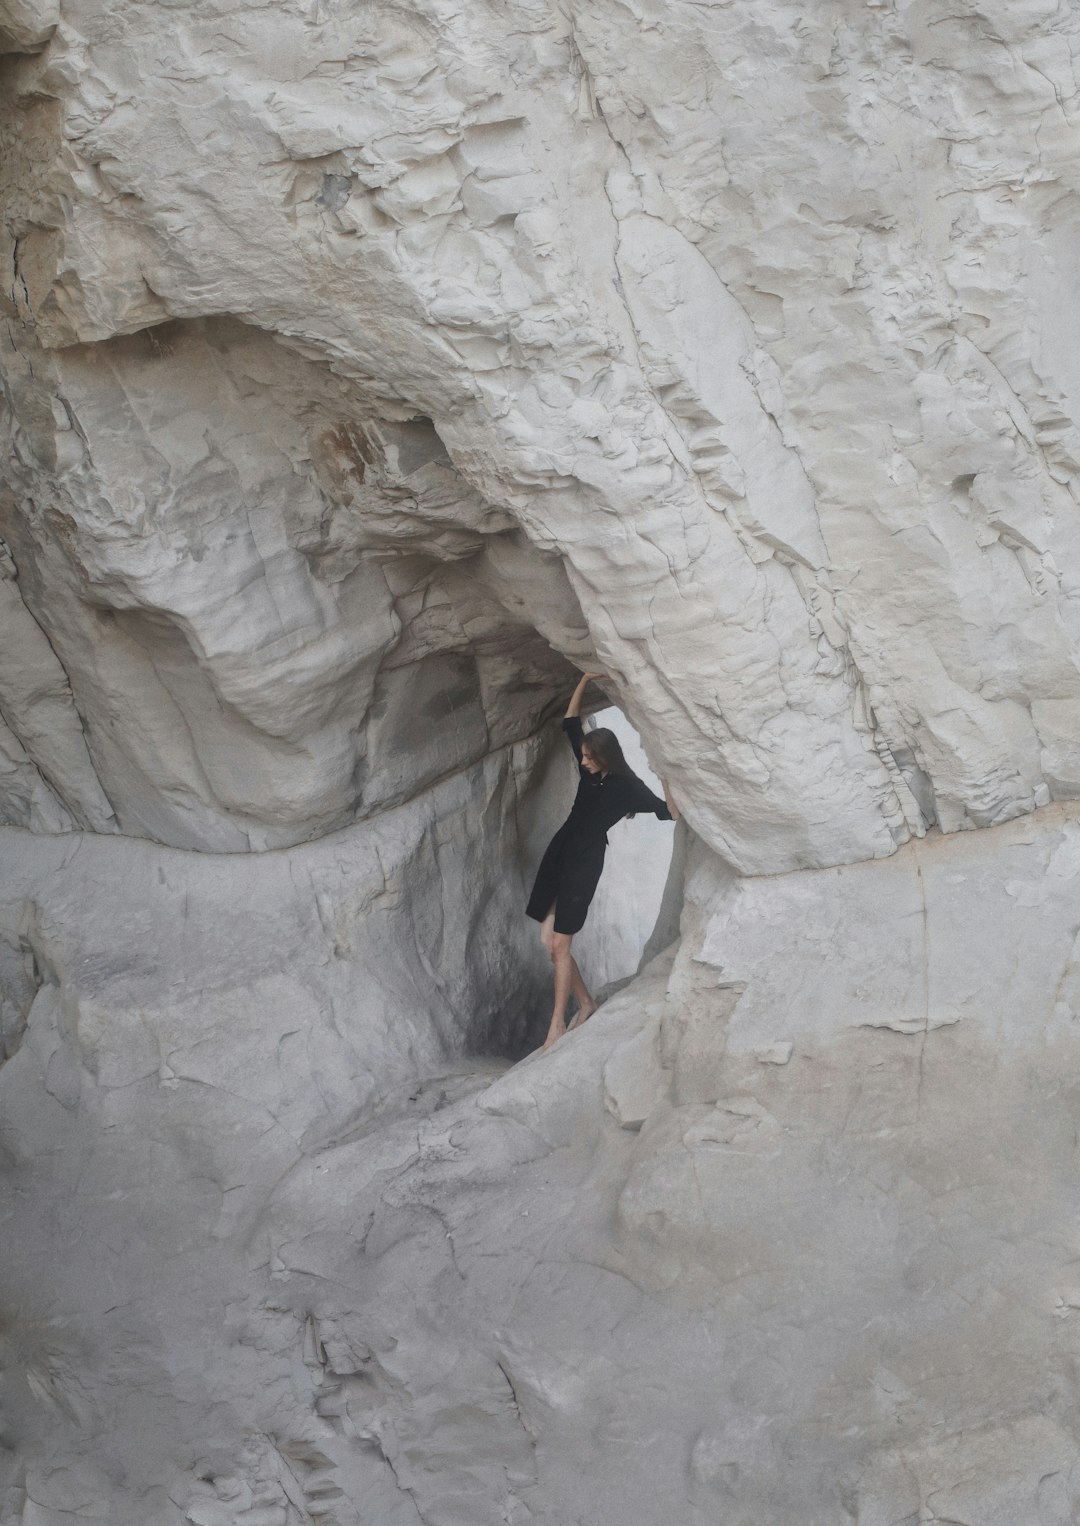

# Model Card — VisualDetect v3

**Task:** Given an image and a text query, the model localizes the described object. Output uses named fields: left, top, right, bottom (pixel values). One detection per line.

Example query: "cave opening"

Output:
left=482, top=704, right=680, bottom=1063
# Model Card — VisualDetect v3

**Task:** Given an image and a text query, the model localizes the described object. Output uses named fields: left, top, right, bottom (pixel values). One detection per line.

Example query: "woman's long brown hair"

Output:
left=581, top=727, right=631, bottom=777
left=581, top=726, right=646, bottom=817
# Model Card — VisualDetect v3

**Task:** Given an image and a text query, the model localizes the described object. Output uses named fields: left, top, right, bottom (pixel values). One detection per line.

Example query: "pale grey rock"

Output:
left=0, top=541, right=116, bottom=833
left=0, top=732, right=564, bottom=1134
left=751, top=1039, right=793, bottom=1065
left=8, top=1, right=1080, bottom=867
left=0, top=314, right=590, bottom=850
left=5, top=811, right=1080, bottom=1524
left=0, top=0, right=56, bottom=54
left=0, top=710, right=75, bottom=833
left=600, top=986, right=665, bottom=1130
left=4, top=3, right=1080, bottom=1524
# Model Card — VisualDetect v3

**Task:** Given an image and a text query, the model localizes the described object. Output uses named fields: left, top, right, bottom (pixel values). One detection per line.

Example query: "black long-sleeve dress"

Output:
left=525, top=715, right=673, bottom=935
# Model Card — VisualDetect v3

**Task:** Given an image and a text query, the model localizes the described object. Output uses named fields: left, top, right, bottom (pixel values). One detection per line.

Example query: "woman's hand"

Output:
left=662, top=778, right=681, bottom=822
left=566, top=670, right=610, bottom=717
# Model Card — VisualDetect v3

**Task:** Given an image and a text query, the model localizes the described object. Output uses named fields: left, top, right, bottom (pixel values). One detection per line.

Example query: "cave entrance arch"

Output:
left=495, top=704, right=680, bottom=1060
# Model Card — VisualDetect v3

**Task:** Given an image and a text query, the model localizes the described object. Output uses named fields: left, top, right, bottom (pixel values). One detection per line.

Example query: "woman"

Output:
left=526, top=671, right=681, bottom=1051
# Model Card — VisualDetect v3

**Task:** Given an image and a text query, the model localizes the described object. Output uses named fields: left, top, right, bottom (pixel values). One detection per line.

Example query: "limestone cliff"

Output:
left=6, top=0, right=1080, bottom=871
left=4, top=0, right=1080, bottom=1522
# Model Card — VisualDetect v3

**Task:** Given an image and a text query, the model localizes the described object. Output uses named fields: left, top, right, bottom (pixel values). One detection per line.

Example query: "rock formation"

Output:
left=3, top=0, right=1080, bottom=1520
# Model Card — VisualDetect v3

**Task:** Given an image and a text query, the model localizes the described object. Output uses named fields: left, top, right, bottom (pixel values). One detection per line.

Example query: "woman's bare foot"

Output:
left=542, top=1017, right=567, bottom=1052
left=568, top=999, right=597, bottom=1032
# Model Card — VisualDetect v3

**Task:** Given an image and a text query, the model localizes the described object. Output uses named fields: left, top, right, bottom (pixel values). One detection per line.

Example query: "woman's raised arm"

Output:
left=565, top=671, right=608, bottom=718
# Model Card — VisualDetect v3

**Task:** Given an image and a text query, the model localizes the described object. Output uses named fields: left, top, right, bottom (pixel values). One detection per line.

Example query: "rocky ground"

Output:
left=5, top=805, right=1080, bottom=1523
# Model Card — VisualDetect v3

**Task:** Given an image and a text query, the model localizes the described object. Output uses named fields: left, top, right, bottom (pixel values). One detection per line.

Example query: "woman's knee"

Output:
left=551, top=932, right=573, bottom=963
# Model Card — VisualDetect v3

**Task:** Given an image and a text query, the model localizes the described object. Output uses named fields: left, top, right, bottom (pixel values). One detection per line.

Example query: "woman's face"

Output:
left=581, top=746, right=604, bottom=776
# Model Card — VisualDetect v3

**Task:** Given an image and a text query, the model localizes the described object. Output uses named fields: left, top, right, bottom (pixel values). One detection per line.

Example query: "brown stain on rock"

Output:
left=318, top=421, right=374, bottom=490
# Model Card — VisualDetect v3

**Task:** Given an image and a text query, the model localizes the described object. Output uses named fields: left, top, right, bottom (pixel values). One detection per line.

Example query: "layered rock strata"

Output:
left=4, top=0, right=1080, bottom=871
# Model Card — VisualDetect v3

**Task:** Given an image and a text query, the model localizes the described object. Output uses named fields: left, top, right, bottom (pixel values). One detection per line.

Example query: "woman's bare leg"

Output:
left=567, top=958, right=597, bottom=1030
left=537, top=910, right=561, bottom=1051
left=543, top=931, right=575, bottom=1050
left=539, top=908, right=556, bottom=961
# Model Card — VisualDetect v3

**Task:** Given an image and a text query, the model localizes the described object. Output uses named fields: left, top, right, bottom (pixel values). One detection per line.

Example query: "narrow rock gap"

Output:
left=474, top=703, right=678, bottom=1064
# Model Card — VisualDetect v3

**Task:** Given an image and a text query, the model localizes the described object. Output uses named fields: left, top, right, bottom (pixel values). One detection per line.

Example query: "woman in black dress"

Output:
left=526, top=671, right=680, bottom=1051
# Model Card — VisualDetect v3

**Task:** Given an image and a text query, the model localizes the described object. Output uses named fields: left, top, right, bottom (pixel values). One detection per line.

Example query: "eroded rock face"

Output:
left=0, top=728, right=569, bottom=1086
left=6, top=0, right=1080, bottom=869
left=5, top=3, right=1080, bottom=1523
left=1, top=309, right=591, bottom=848
left=5, top=810, right=1080, bottom=1524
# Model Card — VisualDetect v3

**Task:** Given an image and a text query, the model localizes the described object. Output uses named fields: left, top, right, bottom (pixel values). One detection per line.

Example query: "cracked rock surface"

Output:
left=5, top=0, right=1080, bottom=868
left=5, top=1, right=1080, bottom=1522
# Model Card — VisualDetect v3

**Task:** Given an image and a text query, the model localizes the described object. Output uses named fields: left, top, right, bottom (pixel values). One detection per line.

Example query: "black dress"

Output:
left=525, top=716, right=673, bottom=935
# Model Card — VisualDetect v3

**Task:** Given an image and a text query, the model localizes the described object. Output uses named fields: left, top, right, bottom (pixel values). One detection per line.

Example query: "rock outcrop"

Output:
left=5, top=0, right=1080, bottom=870
left=4, top=0, right=1080, bottom=1521
left=6, top=808, right=1080, bottom=1523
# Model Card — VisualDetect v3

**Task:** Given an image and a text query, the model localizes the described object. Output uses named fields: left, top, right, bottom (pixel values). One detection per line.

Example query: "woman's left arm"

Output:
left=631, top=776, right=680, bottom=822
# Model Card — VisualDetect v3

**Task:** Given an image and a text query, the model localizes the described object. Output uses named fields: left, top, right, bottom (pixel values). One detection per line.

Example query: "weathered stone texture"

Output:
left=5, top=1, right=1080, bottom=1522
left=6, top=810, right=1080, bottom=1523
left=6, top=0, right=1080, bottom=868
